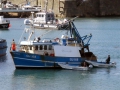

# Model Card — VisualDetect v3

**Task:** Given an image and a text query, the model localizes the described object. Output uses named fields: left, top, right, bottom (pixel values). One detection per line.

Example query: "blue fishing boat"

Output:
left=10, top=17, right=97, bottom=69
left=0, top=38, right=7, bottom=57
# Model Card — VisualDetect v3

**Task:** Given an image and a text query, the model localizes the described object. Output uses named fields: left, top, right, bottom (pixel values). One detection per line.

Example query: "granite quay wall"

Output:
left=2, top=0, right=120, bottom=17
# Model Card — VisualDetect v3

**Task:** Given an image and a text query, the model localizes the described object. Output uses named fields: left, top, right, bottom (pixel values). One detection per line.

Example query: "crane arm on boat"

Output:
left=69, top=20, right=92, bottom=48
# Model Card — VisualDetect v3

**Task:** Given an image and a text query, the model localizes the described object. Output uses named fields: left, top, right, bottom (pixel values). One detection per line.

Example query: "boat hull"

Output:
left=0, top=39, right=7, bottom=57
left=10, top=51, right=85, bottom=69
left=0, top=23, right=10, bottom=29
left=33, top=23, right=57, bottom=29
left=85, top=60, right=116, bottom=68
left=26, top=23, right=69, bottom=30
left=58, top=63, right=90, bottom=70
left=0, top=47, right=7, bottom=57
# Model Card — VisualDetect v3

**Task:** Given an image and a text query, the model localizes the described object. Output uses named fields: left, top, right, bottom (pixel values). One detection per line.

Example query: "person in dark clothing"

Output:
left=106, top=55, right=110, bottom=64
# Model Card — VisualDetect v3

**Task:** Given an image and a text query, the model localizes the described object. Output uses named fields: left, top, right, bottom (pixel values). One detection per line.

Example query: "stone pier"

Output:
left=1, top=0, right=120, bottom=17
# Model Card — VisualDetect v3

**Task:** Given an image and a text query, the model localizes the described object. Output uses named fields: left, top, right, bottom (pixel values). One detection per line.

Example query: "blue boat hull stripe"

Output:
left=13, top=57, right=81, bottom=64
left=14, top=57, right=42, bottom=62
left=15, top=65, right=55, bottom=67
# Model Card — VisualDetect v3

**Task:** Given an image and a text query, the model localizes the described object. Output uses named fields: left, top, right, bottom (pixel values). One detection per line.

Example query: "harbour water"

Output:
left=0, top=18, right=120, bottom=90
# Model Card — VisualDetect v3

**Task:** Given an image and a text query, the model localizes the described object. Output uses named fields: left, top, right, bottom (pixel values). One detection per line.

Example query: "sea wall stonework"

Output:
left=9, top=0, right=120, bottom=17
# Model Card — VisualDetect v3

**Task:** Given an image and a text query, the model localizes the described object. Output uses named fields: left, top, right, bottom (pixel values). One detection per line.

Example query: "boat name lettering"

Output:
left=70, top=58, right=78, bottom=61
left=26, top=55, right=36, bottom=58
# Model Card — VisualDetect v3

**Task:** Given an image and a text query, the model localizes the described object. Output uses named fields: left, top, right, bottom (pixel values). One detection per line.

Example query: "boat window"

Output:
left=39, top=45, right=43, bottom=50
left=35, top=45, right=38, bottom=50
left=29, top=46, right=32, bottom=50
left=39, top=14, right=41, bottom=17
left=48, top=45, right=52, bottom=50
left=44, top=45, right=47, bottom=50
left=42, top=15, right=44, bottom=17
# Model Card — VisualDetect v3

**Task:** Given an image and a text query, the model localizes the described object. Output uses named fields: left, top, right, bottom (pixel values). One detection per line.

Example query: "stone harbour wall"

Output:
left=6, top=0, right=120, bottom=17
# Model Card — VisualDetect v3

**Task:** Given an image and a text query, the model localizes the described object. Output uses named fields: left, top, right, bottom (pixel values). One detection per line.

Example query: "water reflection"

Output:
left=0, top=55, right=7, bottom=62
left=0, top=28, right=9, bottom=31
left=12, top=68, right=118, bottom=90
left=13, top=69, right=91, bottom=90
left=1, top=18, right=120, bottom=90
